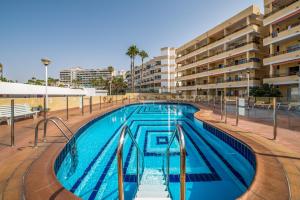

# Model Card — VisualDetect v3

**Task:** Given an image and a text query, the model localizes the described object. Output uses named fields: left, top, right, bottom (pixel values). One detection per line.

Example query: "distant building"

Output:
left=127, top=47, right=176, bottom=93
left=59, top=67, right=113, bottom=87
left=113, top=69, right=126, bottom=79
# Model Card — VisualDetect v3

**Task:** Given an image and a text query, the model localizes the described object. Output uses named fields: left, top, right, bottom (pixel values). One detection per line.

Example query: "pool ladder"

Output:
left=34, top=116, right=73, bottom=147
left=117, top=124, right=186, bottom=200
left=117, top=125, right=145, bottom=200
left=162, top=124, right=186, bottom=200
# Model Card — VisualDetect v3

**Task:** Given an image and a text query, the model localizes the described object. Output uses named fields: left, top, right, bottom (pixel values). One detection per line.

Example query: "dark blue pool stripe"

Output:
left=88, top=148, right=118, bottom=200
left=137, top=105, right=178, bottom=114
left=87, top=120, right=146, bottom=199
left=181, top=118, right=249, bottom=187
left=88, top=120, right=146, bottom=199
left=70, top=106, right=138, bottom=193
left=123, top=121, right=220, bottom=182
left=121, top=118, right=250, bottom=186
left=143, top=130, right=188, bottom=156
left=202, top=122, right=256, bottom=168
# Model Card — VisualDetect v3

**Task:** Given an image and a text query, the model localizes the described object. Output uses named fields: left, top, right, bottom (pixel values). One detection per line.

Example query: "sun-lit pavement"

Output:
left=198, top=103, right=300, bottom=153
left=194, top=105, right=300, bottom=200
left=0, top=101, right=133, bottom=200
left=0, top=100, right=299, bottom=200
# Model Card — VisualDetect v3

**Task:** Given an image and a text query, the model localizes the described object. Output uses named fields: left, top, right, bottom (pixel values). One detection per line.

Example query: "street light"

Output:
left=109, top=79, right=112, bottom=95
left=41, top=58, right=51, bottom=112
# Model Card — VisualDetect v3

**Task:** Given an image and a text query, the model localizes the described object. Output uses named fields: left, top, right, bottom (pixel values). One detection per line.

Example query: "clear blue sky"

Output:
left=0, top=0, right=263, bottom=82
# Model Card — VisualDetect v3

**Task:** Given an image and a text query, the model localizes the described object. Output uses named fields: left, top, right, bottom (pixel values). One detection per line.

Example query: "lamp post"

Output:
left=41, top=58, right=51, bottom=112
left=109, top=80, right=112, bottom=95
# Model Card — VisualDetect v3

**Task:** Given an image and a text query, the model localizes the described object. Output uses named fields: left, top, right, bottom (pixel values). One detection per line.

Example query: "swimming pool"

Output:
left=55, top=103, right=256, bottom=200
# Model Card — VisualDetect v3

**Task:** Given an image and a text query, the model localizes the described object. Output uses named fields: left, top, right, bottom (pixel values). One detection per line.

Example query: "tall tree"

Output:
left=138, top=50, right=149, bottom=92
left=126, top=45, right=139, bottom=93
left=0, top=63, right=3, bottom=79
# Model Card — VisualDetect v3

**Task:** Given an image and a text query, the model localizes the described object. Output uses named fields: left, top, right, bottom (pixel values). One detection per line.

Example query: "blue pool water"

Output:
left=55, top=103, right=256, bottom=200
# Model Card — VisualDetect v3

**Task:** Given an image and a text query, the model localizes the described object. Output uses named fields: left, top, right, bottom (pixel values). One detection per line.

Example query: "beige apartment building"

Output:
left=263, top=0, right=300, bottom=100
left=129, top=47, right=177, bottom=93
left=176, top=5, right=265, bottom=97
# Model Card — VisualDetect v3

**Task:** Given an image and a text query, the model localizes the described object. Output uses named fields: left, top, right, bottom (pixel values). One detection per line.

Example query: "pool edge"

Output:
left=23, top=101, right=292, bottom=200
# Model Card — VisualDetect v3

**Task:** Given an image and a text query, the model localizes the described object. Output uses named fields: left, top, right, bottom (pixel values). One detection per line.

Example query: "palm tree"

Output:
left=0, top=63, right=3, bottom=79
left=126, top=45, right=139, bottom=93
left=138, top=50, right=149, bottom=92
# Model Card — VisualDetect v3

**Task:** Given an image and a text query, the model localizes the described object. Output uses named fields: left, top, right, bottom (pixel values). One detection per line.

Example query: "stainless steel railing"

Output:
left=163, top=124, right=186, bottom=200
left=34, top=116, right=73, bottom=147
left=117, top=125, right=145, bottom=200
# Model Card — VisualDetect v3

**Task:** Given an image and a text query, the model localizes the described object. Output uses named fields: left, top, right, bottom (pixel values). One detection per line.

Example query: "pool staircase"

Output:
left=135, top=168, right=171, bottom=200
left=117, top=125, right=186, bottom=200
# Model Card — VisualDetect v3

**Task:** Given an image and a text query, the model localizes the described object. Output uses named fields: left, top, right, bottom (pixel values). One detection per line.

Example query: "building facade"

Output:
left=263, top=0, right=300, bottom=100
left=59, top=67, right=113, bottom=88
left=130, top=47, right=176, bottom=93
left=176, top=5, right=265, bottom=97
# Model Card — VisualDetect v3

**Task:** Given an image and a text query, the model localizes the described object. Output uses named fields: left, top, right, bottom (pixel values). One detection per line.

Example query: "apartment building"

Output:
left=59, top=67, right=113, bottom=87
left=263, top=0, right=300, bottom=100
left=131, top=47, right=176, bottom=93
left=176, top=5, right=265, bottom=97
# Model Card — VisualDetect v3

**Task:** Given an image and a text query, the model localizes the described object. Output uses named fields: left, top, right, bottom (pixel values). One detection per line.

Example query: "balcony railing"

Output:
left=179, top=41, right=260, bottom=68
left=177, top=24, right=260, bottom=58
left=180, top=58, right=260, bottom=77
left=264, top=0, right=299, bottom=18
left=266, top=21, right=300, bottom=38
left=180, top=78, right=260, bottom=88
left=268, top=45, right=300, bottom=57
left=268, top=71, right=300, bottom=78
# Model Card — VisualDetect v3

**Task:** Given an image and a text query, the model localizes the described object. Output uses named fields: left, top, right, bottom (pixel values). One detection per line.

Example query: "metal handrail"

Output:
left=117, top=125, right=145, bottom=200
left=34, top=117, right=72, bottom=147
left=163, top=124, right=186, bottom=200
left=44, top=116, right=74, bottom=138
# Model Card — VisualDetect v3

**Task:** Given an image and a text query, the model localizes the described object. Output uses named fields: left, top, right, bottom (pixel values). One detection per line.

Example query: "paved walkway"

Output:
left=199, top=103, right=300, bottom=153
left=0, top=100, right=299, bottom=200
left=193, top=107, right=300, bottom=200
left=0, top=101, right=131, bottom=200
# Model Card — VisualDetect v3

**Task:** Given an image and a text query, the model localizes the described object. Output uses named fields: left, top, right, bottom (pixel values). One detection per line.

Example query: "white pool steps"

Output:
left=135, top=169, right=171, bottom=200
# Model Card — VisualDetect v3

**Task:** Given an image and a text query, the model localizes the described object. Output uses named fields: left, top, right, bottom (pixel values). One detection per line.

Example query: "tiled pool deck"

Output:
left=0, top=101, right=299, bottom=200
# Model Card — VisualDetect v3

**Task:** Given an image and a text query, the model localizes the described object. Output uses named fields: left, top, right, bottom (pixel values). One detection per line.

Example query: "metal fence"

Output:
left=0, top=94, right=139, bottom=147
left=1, top=93, right=299, bottom=148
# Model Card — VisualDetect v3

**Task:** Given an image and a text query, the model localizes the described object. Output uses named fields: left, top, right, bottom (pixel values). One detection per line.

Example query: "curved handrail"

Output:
left=163, top=124, right=186, bottom=200
left=44, top=116, right=74, bottom=138
left=117, top=125, right=145, bottom=200
left=34, top=117, right=71, bottom=147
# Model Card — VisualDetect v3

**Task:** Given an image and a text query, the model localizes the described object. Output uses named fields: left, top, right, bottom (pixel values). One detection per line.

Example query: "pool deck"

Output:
left=0, top=101, right=299, bottom=200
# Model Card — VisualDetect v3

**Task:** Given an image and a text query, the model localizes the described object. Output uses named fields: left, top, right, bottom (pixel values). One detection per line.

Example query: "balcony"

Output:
left=176, top=78, right=261, bottom=91
left=263, top=0, right=300, bottom=26
left=263, top=45, right=300, bottom=65
left=176, top=59, right=261, bottom=81
left=264, top=22, right=300, bottom=45
left=177, top=42, right=259, bottom=72
left=202, top=79, right=261, bottom=89
left=263, top=72, right=299, bottom=85
left=176, top=24, right=260, bottom=63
